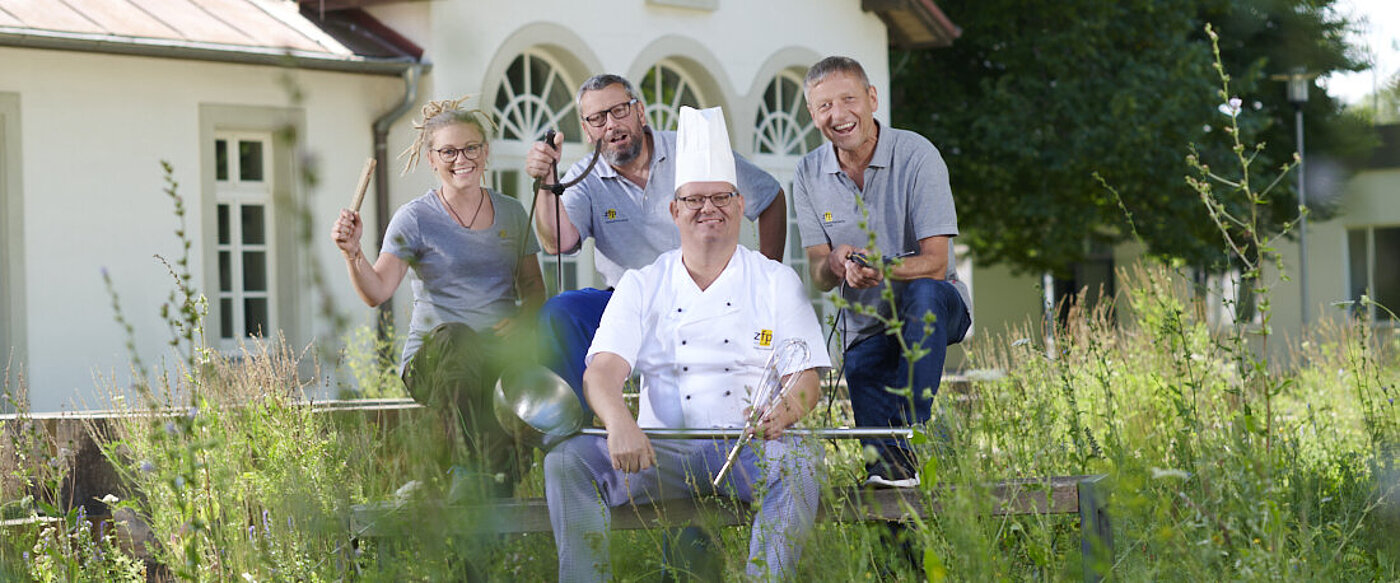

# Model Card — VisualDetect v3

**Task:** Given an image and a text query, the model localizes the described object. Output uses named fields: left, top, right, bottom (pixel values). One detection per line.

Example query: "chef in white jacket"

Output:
left=544, top=105, right=831, bottom=582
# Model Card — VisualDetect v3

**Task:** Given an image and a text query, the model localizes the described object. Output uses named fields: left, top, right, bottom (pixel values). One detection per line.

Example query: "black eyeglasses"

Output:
left=582, top=98, right=639, bottom=128
left=675, top=192, right=737, bottom=210
left=433, top=143, right=485, bottom=162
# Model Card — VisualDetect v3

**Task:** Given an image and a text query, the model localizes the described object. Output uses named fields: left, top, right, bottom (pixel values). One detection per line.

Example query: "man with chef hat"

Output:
left=525, top=74, right=787, bottom=420
left=543, top=105, right=830, bottom=582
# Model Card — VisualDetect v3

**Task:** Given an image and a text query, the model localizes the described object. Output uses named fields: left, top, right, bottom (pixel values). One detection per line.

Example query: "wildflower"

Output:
left=242, top=573, right=258, bottom=583
left=139, top=460, right=156, bottom=473
left=100, top=493, right=120, bottom=505
left=164, top=421, right=178, bottom=435
left=187, top=406, right=199, bottom=420
left=174, top=475, right=185, bottom=489
left=1218, top=97, right=1243, bottom=116
left=247, top=524, right=256, bottom=541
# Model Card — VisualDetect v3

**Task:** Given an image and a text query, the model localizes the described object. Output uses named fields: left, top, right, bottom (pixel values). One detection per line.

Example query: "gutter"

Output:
left=370, top=64, right=422, bottom=342
left=0, top=27, right=419, bottom=76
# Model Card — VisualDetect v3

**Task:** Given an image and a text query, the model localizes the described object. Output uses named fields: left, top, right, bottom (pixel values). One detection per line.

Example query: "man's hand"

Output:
left=749, top=370, right=819, bottom=440
left=525, top=131, right=564, bottom=181
left=607, top=421, right=656, bottom=473
left=824, top=243, right=854, bottom=283
left=842, top=247, right=883, bottom=289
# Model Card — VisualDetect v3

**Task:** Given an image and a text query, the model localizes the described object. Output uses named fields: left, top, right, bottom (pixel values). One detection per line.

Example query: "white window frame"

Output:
left=213, top=131, right=278, bottom=349
left=750, top=70, right=830, bottom=324
left=1346, top=224, right=1400, bottom=325
left=490, top=49, right=597, bottom=292
left=641, top=60, right=707, bottom=132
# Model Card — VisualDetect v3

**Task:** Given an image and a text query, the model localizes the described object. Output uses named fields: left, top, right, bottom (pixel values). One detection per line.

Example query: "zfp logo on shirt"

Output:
left=753, top=329, right=773, bottom=349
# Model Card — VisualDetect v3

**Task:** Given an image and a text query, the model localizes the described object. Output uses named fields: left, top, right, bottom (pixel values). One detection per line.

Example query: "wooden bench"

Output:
left=351, top=474, right=1111, bottom=582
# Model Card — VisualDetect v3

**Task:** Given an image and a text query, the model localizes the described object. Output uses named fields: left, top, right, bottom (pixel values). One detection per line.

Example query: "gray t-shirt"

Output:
left=793, top=123, right=971, bottom=349
left=383, top=188, right=541, bottom=363
left=558, top=127, right=782, bottom=288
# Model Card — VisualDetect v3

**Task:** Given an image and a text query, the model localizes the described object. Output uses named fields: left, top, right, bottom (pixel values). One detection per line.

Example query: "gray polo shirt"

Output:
left=792, top=122, right=971, bottom=349
left=383, top=188, right=541, bottom=363
left=558, top=127, right=782, bottom=288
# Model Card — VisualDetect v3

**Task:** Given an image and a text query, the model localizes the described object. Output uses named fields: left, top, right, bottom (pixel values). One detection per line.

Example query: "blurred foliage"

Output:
left=892, top=0, right=1378, bottom=276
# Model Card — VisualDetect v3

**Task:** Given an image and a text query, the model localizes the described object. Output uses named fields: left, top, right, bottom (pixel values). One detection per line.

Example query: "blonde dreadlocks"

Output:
left=398, top=96, right=499, bottom=176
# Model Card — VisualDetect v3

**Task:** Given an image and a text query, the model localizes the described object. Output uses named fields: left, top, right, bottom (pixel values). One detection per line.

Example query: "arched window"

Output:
left=489, top=50, right=591, bottom=292
left=493, top=50, right=582, bottom=144
left=754, top=70, right=822, bottom=156
left=750, top=70, right=821, bottom=304
left=640, top=60, right=706, bottom=131
left=750, top=69, right=846, bottom=335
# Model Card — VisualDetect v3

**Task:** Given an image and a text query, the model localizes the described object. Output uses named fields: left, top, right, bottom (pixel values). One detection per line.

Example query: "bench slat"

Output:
left=351, top=475, right=1096, bottom=536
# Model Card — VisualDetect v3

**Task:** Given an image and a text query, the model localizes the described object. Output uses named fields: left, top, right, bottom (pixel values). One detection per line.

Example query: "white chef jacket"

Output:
left=586, top=246, right=832, bottom=429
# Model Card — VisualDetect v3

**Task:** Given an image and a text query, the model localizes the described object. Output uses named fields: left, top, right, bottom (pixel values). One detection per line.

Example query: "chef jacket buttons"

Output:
left=724, top=390, right=731, bottom=396
left=681, top=340, right=687, bottom=345
left=683, top=366, right=689, bottom=371
left=686, top=395, right=691, bottom=400
left=723, top=339, right=729, bottom=344
left=676, top=308, right=682, bottom=313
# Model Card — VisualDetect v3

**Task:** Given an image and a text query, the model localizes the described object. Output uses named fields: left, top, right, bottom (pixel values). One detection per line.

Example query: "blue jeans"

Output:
left=843, top=278, right=970, bottom=463
left=537, top=288, right=613, bottom=419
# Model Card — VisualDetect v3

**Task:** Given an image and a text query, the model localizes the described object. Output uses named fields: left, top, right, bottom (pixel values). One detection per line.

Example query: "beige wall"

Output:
left=0, top=46, right=403, bottom=411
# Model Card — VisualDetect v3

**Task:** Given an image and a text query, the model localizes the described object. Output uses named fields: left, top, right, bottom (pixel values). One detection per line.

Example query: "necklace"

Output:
left=440, top=188, right=487, bottom=229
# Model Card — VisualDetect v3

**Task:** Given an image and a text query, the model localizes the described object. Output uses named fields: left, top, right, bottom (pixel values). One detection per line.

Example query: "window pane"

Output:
left=219, top=298, right=233, bottom=339
left=241, top=205, right=266, bottom=245
left=1374, top=227, right=1400, bottom=320
left=244, top=298, right=268, bottom=337
left=216, top=140, right=228, bottom=181
left=239, top=140, right=264, bottom=182
left=218, top=251, right=231, bottom=292
left=1348, top=229, right=1369, bottom=309
left=217, top=204, right=230, bottom=245
left=242, top=251, right=267, bottom=292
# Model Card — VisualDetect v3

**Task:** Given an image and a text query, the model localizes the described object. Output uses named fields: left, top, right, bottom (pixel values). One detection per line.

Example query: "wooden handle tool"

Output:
left=350, top=158, right=376, bottom=212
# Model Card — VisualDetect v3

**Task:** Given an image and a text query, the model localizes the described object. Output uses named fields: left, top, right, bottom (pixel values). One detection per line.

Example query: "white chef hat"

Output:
left=674, top=106, right=737, bottom=192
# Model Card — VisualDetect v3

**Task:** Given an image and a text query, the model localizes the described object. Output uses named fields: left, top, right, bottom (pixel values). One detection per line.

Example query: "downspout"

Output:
left=371, top=63, right=421, bottom=346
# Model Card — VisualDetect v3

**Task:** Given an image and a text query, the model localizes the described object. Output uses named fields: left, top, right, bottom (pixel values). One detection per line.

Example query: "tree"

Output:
left=891, top=0, right=1374, bottom=276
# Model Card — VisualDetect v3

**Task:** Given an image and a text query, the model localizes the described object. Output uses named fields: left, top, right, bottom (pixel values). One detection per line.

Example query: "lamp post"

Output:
left=1275, top=68, right=1315, bottom=327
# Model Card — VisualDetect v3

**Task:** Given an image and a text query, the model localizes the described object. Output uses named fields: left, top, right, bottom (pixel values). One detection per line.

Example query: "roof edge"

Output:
left=0, top=26, right=423, bottom=76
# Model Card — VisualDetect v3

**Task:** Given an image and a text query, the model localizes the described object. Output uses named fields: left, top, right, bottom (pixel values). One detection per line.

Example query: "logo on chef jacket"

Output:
left=822, top=211, right=845, bottom=225
left=498, top=229, right=509, bottom=239
left=604, top=208, right=627, bottom=223
left=753, top=329, right=774, bottom=349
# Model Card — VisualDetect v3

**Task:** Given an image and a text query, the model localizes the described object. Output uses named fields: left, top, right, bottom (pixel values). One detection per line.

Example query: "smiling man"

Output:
left=525, top=74, right=788, bottom=417
left=544, top=106, right=829, bottom=582
left=793, top=56, right=972, bottom=488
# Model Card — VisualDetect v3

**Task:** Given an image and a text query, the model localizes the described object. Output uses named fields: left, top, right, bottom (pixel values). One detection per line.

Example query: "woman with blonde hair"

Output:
left=331, top=96, right=545, bottom=497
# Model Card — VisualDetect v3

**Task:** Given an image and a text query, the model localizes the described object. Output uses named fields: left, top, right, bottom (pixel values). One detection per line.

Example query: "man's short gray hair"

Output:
left=802, top=56, right=871, bottom=92
left=576, top=74, right=642, bottom=106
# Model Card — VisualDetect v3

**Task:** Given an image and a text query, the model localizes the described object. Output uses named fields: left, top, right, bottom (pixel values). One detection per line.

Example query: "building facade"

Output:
left=0, top=0, right=959, bottom=411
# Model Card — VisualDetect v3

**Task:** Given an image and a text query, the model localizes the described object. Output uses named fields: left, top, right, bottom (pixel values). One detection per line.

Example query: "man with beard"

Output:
left=525, top=74, right=787, bottom=416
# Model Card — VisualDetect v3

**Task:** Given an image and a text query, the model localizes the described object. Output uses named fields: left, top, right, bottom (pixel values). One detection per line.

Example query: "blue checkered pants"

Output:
left=544, top=434, right=823, bottom=582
